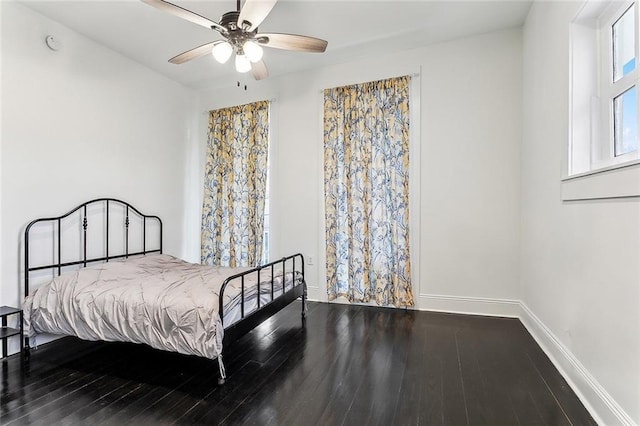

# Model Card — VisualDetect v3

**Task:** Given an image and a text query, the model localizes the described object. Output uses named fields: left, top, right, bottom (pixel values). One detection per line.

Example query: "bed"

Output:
left=22, top=198, right=306, bottom=384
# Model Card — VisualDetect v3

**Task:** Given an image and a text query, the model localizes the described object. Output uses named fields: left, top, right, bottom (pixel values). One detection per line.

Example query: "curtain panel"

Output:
left=201, top=100, right=269, bottom=267
left=323, top=76, right=414, bottom=308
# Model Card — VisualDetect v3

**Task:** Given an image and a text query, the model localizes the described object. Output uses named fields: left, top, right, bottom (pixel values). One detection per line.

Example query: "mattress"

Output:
left=22, top=254, right=302, bottom=360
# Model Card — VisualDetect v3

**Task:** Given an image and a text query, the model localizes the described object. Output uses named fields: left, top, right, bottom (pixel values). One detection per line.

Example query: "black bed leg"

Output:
left=217, top=357, right=225, bottom=385
left=301, top=283, right=307, bottom=322
left=23, top=337, right=30, bottom=362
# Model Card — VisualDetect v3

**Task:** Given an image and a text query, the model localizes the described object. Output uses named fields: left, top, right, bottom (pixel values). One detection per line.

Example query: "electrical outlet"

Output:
left=307, top=256, right=314, bottom=265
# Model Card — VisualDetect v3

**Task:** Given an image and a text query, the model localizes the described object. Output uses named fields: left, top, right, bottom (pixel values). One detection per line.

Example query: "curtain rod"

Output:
left=203, top=98, right=277, bottom=115
left=319, top=73, right=420, bottom=94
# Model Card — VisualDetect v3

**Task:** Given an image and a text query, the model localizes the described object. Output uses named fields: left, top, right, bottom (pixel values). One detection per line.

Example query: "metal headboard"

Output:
left=24, top=198, right=163, bottom=297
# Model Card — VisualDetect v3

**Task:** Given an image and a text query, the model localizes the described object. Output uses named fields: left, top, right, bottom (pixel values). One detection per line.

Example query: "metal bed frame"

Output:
left=23, top=198, right=306, bottom=384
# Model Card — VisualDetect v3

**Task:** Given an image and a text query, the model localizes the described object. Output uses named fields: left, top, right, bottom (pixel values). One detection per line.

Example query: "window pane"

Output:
left=613, top=5, right=636, bottom=82
left=614, top=85, right=638, bottom=156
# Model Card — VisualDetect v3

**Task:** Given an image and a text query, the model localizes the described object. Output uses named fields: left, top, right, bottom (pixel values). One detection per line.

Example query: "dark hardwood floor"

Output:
left=1, top=302, right=595, bottom=425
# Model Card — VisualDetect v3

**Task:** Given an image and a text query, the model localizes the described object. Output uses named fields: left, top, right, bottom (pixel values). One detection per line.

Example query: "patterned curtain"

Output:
left=323, top=76, right=414, bottom=308
left=201, top=100, right=269, bottom=267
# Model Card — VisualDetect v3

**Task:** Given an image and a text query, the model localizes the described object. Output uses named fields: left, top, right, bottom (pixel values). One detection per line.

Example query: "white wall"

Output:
left=191, top=28, right=523, bottom=314
left=521, top=2, right=639, bottom=425
left=0, top=2, right=198, bottom=353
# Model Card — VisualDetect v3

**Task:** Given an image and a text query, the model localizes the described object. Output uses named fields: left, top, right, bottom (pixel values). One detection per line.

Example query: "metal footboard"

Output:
left=219, top=253, right=306, bottom=345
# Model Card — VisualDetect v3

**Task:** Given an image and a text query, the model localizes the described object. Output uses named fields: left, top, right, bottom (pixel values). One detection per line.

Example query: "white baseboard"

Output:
left=417, top=293, right=521, bottom=317
left=310, top=291, right=522, bottom=317
left=519, top=303, right=635, bottom=426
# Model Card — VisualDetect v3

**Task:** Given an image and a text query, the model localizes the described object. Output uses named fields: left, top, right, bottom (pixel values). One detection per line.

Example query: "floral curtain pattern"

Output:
left=323, top=76, right=414, bottom=308
left=201, top=100, right=269, bottom=267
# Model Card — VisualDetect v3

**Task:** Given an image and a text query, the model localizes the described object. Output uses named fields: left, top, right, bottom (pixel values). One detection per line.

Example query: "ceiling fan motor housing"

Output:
left=218, top=10, right=257, bottom=48
left=219, top=11, right=240, bottom=30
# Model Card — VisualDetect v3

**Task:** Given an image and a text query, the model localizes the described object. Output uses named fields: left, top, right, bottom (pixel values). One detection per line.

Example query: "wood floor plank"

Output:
left=503, top=324, right=577, bottom=426
left=276, top=305, right=367, bottom=426
left=211, top=303, right=352, bottom=426
left=54, top=350, right=181, bottom=424
left=479, top=321, right=545, bottom=426
left=340, top=308, right=404, bottom=426
left=312, top=306, right=378, bottom=425
left=392, top=315, right=443, bottom=425
left=457, top=319, right=539, bottom=425
left=218, top=305, right=362, bottom=425
left=175, top=303, right=315, bottom=424
left=514, top=323, right=599, bottom=426
left=0, top=302, right=595, bottom=425
left=2, top=344, right=130, bottom=424
left=436, top=323, right=471, bottom=425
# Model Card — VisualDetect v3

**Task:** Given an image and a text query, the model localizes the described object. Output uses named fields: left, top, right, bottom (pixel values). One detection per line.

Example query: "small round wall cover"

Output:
left=45, top=35, right=61, bottom=51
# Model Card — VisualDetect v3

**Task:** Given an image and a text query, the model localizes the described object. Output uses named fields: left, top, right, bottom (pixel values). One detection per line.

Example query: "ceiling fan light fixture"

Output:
left=212, top=41, right=233, bottom=63
left=235, top=54, right=252, bottom=73
left=243, top=40, right=263, bottom=63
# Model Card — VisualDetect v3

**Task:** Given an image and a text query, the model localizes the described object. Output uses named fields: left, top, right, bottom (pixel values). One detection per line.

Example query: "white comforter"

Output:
left=23, top=254, right=259, bottom=360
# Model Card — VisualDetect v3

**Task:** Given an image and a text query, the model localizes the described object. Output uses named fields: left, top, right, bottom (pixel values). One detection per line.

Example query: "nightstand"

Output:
left=0, top=306, right=23, bottom=359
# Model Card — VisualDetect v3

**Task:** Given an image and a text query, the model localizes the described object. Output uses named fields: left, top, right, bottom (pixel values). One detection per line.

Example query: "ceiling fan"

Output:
left=142, top=0, right=328, bottom=80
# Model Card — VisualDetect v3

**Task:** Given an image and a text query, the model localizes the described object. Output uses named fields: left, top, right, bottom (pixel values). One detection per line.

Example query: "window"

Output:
left=608, top=3, right=638, bottom=160
left=323, top=76, right=414, bottom=308
left=570, top=0, right=639, bottom=176
left=201, top=101, right=270, bottom=267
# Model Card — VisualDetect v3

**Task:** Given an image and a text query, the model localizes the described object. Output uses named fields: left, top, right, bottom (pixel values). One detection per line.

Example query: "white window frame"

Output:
left=569, top=0, right=639, bottom=177
left=598, top=1, right=639, bottom=167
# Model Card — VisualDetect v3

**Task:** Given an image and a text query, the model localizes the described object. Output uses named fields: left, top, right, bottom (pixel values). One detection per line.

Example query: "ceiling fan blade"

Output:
left=256, top=33, right=327, bottom=53
left=251, top=60, right=269, bottom=80
left=237, top=0, right=278, bottom=32
left=169, top=41, right=219, bottom=64
left=141, top=0, right=226, bottom=32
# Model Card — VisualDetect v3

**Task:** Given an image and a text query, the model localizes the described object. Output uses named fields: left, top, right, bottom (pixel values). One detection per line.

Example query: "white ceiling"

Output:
left=19, top=0, right=533, bottom=91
